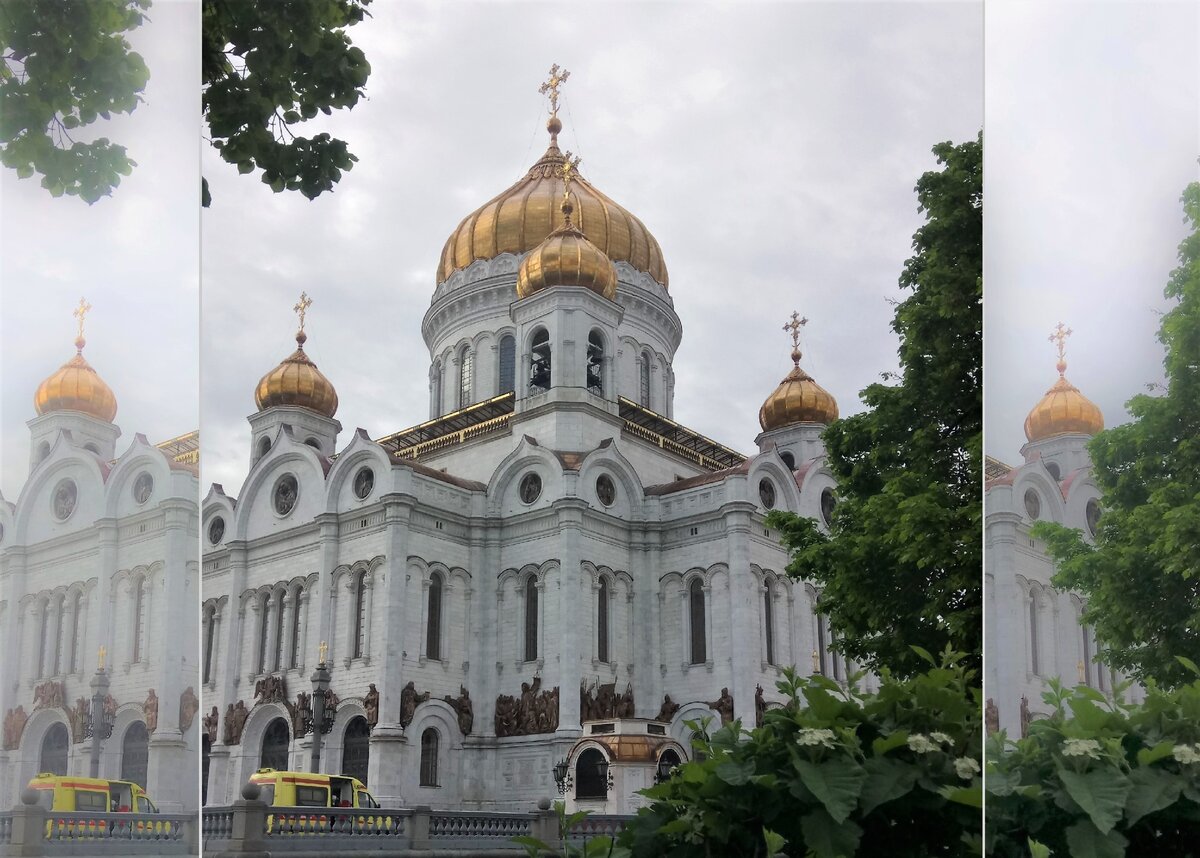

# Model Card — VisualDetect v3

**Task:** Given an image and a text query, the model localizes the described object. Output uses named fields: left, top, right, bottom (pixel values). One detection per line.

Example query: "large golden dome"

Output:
left=438, top=117, right=668, bottom=289
left=34, top=335, right=118, bottom=422
left=1024, top=375, right=1103, bottom=442
left=255, top=330, right=339, bottom=418
left=517, top=196, right=617, bottom=300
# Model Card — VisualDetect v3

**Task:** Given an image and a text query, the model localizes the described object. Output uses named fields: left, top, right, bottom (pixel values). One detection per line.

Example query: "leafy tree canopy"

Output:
left=0, top=0, right=150, bottom=203
left=1032, top=181, right=1200, bottom=689
left=202, top=0, right=371, bottom=206
left=767, top=135, right=982, bottom=679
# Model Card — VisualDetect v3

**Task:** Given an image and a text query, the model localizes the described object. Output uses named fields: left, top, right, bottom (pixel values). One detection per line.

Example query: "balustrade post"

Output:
left=409, top=805, right=431, bottom=850
left=8, top=789, right=47, bottom=857
left=224, top=783, right=269, bottom=858
left=530, top=798, right=560, bottom=849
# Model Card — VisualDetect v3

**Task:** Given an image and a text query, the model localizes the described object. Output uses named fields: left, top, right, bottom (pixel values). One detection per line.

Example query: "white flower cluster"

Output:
left=795, top=728, right=838, bottom=749
left=1060, top=738, right=1103, bottom=760
left=954, top=757, right=981, bottom=780
left=907, top=732, right=954, bottom=754
left=1172, top=743, right=1200, bottom=764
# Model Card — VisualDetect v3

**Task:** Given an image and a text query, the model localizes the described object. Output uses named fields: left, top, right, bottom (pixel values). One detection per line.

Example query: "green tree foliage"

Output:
left=1031, top=182, right=1200, bottom=690
left=202, top=0, right=371, bottom=206
left=766, top=136, right=982, bottom=678
left=987, top=670, right=1200, bottom=857
left=617, top=653, right=982, bottom=858
left=0, top=0, right=150, bottom=202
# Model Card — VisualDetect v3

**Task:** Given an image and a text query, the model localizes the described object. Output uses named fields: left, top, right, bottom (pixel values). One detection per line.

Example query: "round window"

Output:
left=1085, top=498, right=1101, bottom=537
left=209, top=516, right=225, bottom=545
left=596, top=474, right=616, bottom=506
left=758, top=479, right=776, bottom=510
left=273, top=474, right=299, bottom=516
left=133, top=471, right=154, bottom=505
left=354, top=467, right=375, bottom=500
left=519, top=472, right=542, bottom=505
left=820, top=487, right=836, bottom=527
left=52, top=479, right=78, bottom=521
left=1024, top=489, right=1041, bottom=521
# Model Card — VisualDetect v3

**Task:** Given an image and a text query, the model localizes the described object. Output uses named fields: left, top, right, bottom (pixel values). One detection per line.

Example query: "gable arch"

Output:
left=233, top=431, right=329, bottom=538
left=12, top=446, right=108, bottom=543
left=324, top=434, right=392, bottom=513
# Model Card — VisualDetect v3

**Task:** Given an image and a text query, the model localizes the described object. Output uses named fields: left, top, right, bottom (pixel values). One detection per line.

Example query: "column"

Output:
left=92, top=520, right=118, bottom=676
left=314, top=513, right=340, bottom=662
left=725, top=502, right=757, bottom=727
left=555, top=499, right=585, bottom=735
left=264, top=591, right=280, bottom=674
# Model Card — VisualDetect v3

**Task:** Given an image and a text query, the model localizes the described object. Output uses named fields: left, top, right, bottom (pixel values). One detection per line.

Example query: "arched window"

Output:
left=575, top=748, right=607, bottom=799
left=343, top=717, right=371, bottom=786
left=289, top=591, right=302, bottom=669
left=419, top=729, right=439, bottom=786
left=498, top=335, right=516, bottom=394
left=202, top=735, right=211, bottom=805
left=260, top=718, right=290, bottom=771
left=597, top=578, right=609, bottom=663
left=658, top=748, right=682, bottom=773
left=352, top=571, right=367, bottom=659
left=257, top=436, right=271, bottom=460
left=1028, top=591, right=1040, bottom=675
left=70, top=591, right=83, bottom=674
left=764, top=584, right=776, bottom=666
left=132, top=578, right=147, bottom=663
left=524, top=576, right=539, bottom=662
left=780, top=451, right=796, bottom=470
left=121, top=721, right=150, bottom=788
left=256, top=593, right=269, bottom=674
left=816, top=610, right=829, bottom=676
left=586, top=330, right=604, bottom=395
left=639, top=352, right=651, bottom=408
left=458, top=345, right=473, bottom=409
left=272, top=591, right=285, bottom=670
left=689, top=578, right=706, bottom=665
left=40, top=723, right=69, bottom=775
left=530, top=329, right=551, bottom=393
left=1081, top=625, right=1094, bottom=687
left=37, top=599, right=50, bottom=678
left=37, top=441, right=51, bottom=462
left=432, top=360, right=443, bottom=417
left=203, top=604, right=216, bottom=683
left=426, top=572, right=443, bottom=661
left=53, top=595, right=65, bottom=675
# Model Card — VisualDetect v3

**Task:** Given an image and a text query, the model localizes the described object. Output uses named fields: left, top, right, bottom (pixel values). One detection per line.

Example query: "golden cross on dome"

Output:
left=294, top=291, right=313, bottom=332
left=73, top=296, right=92, bottom=343
left=539, top=63, right=570, bottom=116
left=561, top=151, right=581, bottom=200
left=783, top=311, right=808, bottom=348
left=1049, top=321, right=1072, bottom=374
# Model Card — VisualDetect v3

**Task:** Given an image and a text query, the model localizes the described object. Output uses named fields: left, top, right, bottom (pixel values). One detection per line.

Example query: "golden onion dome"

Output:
left=517, top=194, right=617, bottom=300
left=34, top=334, right=118, bottom=422
left=254, top=329, right=339, bottom=418
left=759, top=363, right=839, bottom=431
left=1024, top=324, right=1103, bottom=442
left=438, top=116, right=668, bottom=290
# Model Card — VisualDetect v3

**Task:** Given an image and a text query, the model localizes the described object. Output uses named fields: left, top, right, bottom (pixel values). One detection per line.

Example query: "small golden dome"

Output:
left=1024, top=375, right=1103, bottom=442
left=759, top=364, right=839, bottom=431
left=516, top=196, right=618, bottom=300
left=34, top=335, right=118, bottom=422
left=438, top=117, right=668, bottom=289
left=254, top=330, right=339, bottom=418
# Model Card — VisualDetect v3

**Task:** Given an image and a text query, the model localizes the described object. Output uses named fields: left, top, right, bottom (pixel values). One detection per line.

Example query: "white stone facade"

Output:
left=0, top=414, right=200, bottom=812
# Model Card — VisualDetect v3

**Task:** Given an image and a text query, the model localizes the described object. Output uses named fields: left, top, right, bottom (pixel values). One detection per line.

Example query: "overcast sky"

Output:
left=201, top=1, right=983, bottom=495
left=1, top=1, right=199, bottom=501
left=984, top=1, right=1199, bottom=464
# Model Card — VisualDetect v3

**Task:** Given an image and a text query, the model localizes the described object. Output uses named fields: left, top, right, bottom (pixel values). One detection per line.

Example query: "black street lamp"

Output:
left=309, top=641, right=332, bottom=773
left=654, top=755, right=675, bottom=785
left=86, top=648, right=114, bottom=778
left=552, top=757, right=572, bottom=795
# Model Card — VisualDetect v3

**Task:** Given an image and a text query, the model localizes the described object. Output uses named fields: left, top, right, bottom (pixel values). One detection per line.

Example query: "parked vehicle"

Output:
left=248, top=768, right=379, bottom=808
left=27, top=774, right=160, bottom=813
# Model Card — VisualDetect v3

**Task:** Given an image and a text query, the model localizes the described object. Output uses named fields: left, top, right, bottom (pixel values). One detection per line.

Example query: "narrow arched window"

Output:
left=121, top=721, right=150, bottom=788
left=132, top=578, right=146, bottom=663
left=40, top=723, right=69, bottom=776
left=639, top=351, right=652, bottom=408
left=273, top=591, right=285, bottom=670
left=587, top=330, right=604, bottom=395
left=432, top=359, right=443, bottom=417
left=419, top=729, right=439, bottom=786
left=257, top=593, right=269, bottom=674
left=1081, top=625, right=1093, bottom=687
left=203, top=604, right=216, bottom=683
left=780, top=451, right=796, bottom=470
left=530, top=329, right=551, bottom=393
left=1028, top=591, right=1040, bottom=675
left=70, top=591, right=83, bottom=673
left=499, top=335, right=516, bottom=394
left=816, top=611, right=829, bottom=676
left=524, top=576, right=538, bottom=662
left=458, top=345, right=473, bottom=409
left=289, top=591, right=302, bottom=668
left=53, top=595, right=65, bottom=675
left=352, top=571, right=367, bottom=659
left=764, top=584, right=775, bottom=666
left=689, top=578, right=706, bottom=665
left=597, top=578, right=610, bottom=663
left=37, top=600, right=50, bottom=678
left=260, top=718, right=289, bottom=771
left=427, top=572, right=443, bottom=661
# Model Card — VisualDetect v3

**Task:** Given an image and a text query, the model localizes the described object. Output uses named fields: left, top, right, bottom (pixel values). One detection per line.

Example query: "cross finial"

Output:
left=1049, top=321, right=1072, bottom=375
left=73, top=296, right=92, bottom=351
left=539, top=63, right=570, bottom=117
left=294, top=292, right=313, bottom=332
left=783, top=311, right=808, bottom=366
left=318, top=640, right=328, bottom=665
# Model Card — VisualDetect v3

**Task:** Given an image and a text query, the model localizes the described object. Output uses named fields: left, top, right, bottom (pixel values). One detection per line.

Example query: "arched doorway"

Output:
left=121, top=722, right=149, bottom=788
left=39, top=723, right=69, bottom=775
left=343, top=716, right=370, bottom=785
left=201, top=735, right=211, bottom=805
left=575, top=748, right=608, bottom=800
left=260, top=718, right=290, bottom=771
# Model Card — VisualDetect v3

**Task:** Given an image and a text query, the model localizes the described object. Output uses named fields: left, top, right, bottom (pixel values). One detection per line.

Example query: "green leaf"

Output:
left=1064, top=820, right=1128, bottom=858
left=794, top=757, right=868, bottom=824
left=858, top=756, right=918, bottom=815
left=800, top=808, right=862, bottom=858
left=940, top=783, right=982, bottom=808
left=1176, top=656, right=1200, bottom=677
left=1027, top=838, right=1052, bottom=858
left=872, top=731, right=910, bottom=756
left=715, top=760, right=755, bottom=786
left=1055, top=764, right=1132, bottom=835
left=1124, top=766, right=1182, bottom=827
left=763, top=827, right=787, bottom=856
left=1135, top=741, right=1176, bottom=767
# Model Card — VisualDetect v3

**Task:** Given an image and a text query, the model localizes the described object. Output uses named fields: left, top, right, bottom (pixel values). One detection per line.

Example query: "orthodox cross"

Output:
left=73, top=296, right=92, bottom=344
left=294, top=291, right=313, bottom=332
left=1049, top=321, right=1072, bottom=373
left=783, top=311, right=808, bottom=365
left=539, top=63, right=570, bottom=116
left=561, top=151, right=581, bottom=202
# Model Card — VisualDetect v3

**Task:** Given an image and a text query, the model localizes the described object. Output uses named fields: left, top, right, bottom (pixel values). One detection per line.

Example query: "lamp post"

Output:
left=552, top=758, right=572, bottom=795
left=86, top=647, right=113, bottom=778
left=309, top=641, right=331, bottom=773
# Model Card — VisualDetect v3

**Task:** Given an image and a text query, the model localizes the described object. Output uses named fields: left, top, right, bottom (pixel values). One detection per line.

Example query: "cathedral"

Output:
left=0, top=301, right=201, bottom=812
left=984, top=324, right=1142, bottom=736
left=200, top=72, right=863, bottom=812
